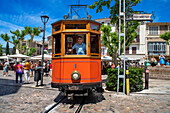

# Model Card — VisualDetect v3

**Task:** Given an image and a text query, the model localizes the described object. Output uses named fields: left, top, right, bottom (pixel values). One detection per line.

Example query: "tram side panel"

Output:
left=52, top=58, right=101, bottom=84
left=90, top=58, right=101, bottom=83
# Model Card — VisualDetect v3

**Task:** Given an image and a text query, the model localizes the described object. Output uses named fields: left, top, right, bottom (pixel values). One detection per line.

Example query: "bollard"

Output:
left=145, top=68, right=149, bottom=89
left=126, top=64, right=130, bottom=95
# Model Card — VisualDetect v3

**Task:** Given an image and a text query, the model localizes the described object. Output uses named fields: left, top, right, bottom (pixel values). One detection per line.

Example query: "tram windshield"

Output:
left=65, top=34, right=86, bottom=55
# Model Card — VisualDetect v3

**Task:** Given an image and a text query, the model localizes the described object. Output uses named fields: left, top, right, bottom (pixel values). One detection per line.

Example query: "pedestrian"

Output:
left=3, top=60, right=9, bottom=76
left=111, top=63, right=115, bottom=69
left=34, top=60, right=41, bottom=86
left=136, top=62, right=140, bottom=67
left=1, top=61, right=5, bottom=76
left=49, top=62, right=52, bottom=77
left=14, top=61, right=23, bottom=85
left=23, top=60, right=31, bottom=83
left=166, top=60, right=169, bottom=66
left=159, top=55, right=165, bottom=66
left=144, top=57, right=151, bottom=69
left=151, top=57, right=157, bottom=66
left=30, top=61, right=34, bottom=77
left=21, top=61, right=25, bottom=69
left=130, top=61, right=135, bottom=67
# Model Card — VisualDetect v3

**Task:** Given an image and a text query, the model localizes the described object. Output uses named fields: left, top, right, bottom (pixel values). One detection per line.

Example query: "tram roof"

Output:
left=51, top=19, right=102, bottom=25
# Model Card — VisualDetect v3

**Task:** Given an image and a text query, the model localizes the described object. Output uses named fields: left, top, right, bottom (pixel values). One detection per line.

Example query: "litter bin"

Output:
left=34, top=67, right=42, bottom=86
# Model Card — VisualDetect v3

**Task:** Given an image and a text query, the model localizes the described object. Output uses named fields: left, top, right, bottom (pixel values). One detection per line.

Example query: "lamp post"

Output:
left=40, top=15, right=49, bottom=86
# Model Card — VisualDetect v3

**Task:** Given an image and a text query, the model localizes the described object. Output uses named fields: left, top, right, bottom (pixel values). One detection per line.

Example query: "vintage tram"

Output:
left=51, top=18, right=102, bottom=96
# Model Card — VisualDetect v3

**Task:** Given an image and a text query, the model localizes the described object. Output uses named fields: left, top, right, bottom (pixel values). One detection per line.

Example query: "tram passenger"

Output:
left=69, top=36, right=86, bottom=55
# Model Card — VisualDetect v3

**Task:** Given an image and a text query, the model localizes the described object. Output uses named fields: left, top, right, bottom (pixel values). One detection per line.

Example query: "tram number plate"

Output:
left=68, top=86, right=78, bottom=90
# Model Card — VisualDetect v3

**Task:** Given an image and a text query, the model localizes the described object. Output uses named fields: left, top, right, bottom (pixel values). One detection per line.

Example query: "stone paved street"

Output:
left=0, top=71, right=170, bottom=113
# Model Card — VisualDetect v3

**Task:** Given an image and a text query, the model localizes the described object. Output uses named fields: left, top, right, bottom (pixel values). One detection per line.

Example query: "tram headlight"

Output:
left=71, top=71, right=81, bottom=80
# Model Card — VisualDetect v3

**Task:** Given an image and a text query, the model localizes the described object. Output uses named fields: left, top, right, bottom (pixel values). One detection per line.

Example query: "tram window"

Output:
left=65, top=34, right=86, bottom=55
left=53, top=34, right=61, bottom=54
left=54, top=25, right=61, bottom=32
left=65, top=24, right=86, bottom=29
left=90, top=23, right=99, bottom=31
left=90, top=34, right=99, bottom=53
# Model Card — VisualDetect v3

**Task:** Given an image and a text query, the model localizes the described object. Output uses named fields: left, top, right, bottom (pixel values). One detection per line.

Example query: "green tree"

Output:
left=0, top=33, right=19, bottom=53
left=89, top=0, right=141, bottom=65
left=5, top=42, right=10, bottom=55
left=160, top=31, right=170, bottom=45
left=10, top=29, right=27, bottom=54
left=24, top=26, right=41, bottom=54
left=12, top=46, right=16, bottom=55
left=27, top=47, right=36, bottom=56
left=0, top=44, right=2, bottom=56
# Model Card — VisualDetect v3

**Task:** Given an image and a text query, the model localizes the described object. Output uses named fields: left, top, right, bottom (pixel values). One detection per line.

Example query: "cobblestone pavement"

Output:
left=0, top=71, right=170, bottom=113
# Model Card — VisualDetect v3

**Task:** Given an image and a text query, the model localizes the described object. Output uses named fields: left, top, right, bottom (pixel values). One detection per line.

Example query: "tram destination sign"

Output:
left=133, top=14, right=152, bottom=21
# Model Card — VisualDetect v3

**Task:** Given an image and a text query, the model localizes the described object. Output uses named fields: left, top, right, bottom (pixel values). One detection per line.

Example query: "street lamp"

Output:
left=40, top=15, right=49, bottom=86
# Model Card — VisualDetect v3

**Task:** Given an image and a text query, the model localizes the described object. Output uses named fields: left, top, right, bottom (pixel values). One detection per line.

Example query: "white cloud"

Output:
left=0, top=20, right=24, bottom=31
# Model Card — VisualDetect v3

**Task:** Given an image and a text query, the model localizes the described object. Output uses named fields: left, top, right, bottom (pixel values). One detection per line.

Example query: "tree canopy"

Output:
left=0, top=26, right=40, bottom=55
left=0, top=44, right=2, bottom=56
left=160, top=31, right=170, bottom=45
left=5, top=42, right=10, bottom=55
left=90, top=0, right=141, bottom=65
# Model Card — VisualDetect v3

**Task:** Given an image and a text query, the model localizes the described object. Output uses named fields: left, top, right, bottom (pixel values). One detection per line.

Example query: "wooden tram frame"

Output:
left=51, top=19, right=102, bottom=95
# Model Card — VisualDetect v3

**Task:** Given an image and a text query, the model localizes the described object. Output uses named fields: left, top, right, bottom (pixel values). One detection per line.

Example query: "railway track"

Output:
left=44, top=96, right=66, bottom=113
left=74, top=96, right=86, bottom=113
left=44, top=96, right=86, bottom=113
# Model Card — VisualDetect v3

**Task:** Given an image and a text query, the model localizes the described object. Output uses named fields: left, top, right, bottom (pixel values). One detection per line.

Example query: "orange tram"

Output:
left=51, top=18, right=102, bottom=96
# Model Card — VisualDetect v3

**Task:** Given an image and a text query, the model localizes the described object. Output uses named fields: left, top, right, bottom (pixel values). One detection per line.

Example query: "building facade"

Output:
left=95, top=18, right=146, bottom=63
left=145, top=22, right=170, bottom=60
left=22, top=40, right=48, bottom=56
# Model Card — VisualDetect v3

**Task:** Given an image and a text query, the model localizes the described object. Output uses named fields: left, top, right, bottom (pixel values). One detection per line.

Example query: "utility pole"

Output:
left=117, top=0, right=126, bottom=95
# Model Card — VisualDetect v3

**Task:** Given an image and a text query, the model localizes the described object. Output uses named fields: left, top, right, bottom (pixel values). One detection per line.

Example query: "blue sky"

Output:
left=0, top=0, right=169, bottom=48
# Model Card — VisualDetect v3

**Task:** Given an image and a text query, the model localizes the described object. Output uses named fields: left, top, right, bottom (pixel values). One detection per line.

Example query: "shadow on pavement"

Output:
left=54, top=91, right=105, bottom=105
left=0, top=78, right=21, bottom=96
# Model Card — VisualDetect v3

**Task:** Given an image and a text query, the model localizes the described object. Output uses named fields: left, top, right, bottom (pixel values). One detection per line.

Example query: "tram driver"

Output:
left=68, top=36, right=86, bottom=55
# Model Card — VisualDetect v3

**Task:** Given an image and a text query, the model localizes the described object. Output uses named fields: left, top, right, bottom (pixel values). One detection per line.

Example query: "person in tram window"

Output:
left=69, top=36, right=86, bottom=55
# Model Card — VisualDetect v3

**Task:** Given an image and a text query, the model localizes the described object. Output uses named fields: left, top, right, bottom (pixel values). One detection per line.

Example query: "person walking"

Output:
left=23, top=60, right=31, bottom=83
left=3, top=60, right=9, bottom=76
left=166, top=60, right=169, bottom=66
left=1, top=61, right=5, bottom=76
left=30, top=61, right=34, bottom=77
left=159, top=55, right=165, bottom=66
left=144, top=57, right=151, bottom=69
left=49, top=62, right=52, bottom=77
left=14, top=61, right=23, bottom=85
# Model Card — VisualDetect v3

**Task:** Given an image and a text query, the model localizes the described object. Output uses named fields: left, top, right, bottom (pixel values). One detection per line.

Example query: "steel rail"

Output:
left=44, top=96, right=66, bottom=113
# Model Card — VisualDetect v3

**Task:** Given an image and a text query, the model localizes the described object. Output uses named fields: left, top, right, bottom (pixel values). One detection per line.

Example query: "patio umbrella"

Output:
left=9, top=54, right=29, bottom=61
left=32, top=54, right=52, bottom=60
left=9, top=54, right=29, bottom=58
left=30, top=57, right=41, bottom=60
left=0, top=56, right=9, bottom=59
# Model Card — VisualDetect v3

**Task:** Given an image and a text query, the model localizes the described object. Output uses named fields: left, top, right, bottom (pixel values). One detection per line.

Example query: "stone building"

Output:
left=145, top=22, right=170, bottom=60
left=22, top=40, right=48, bottom=56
